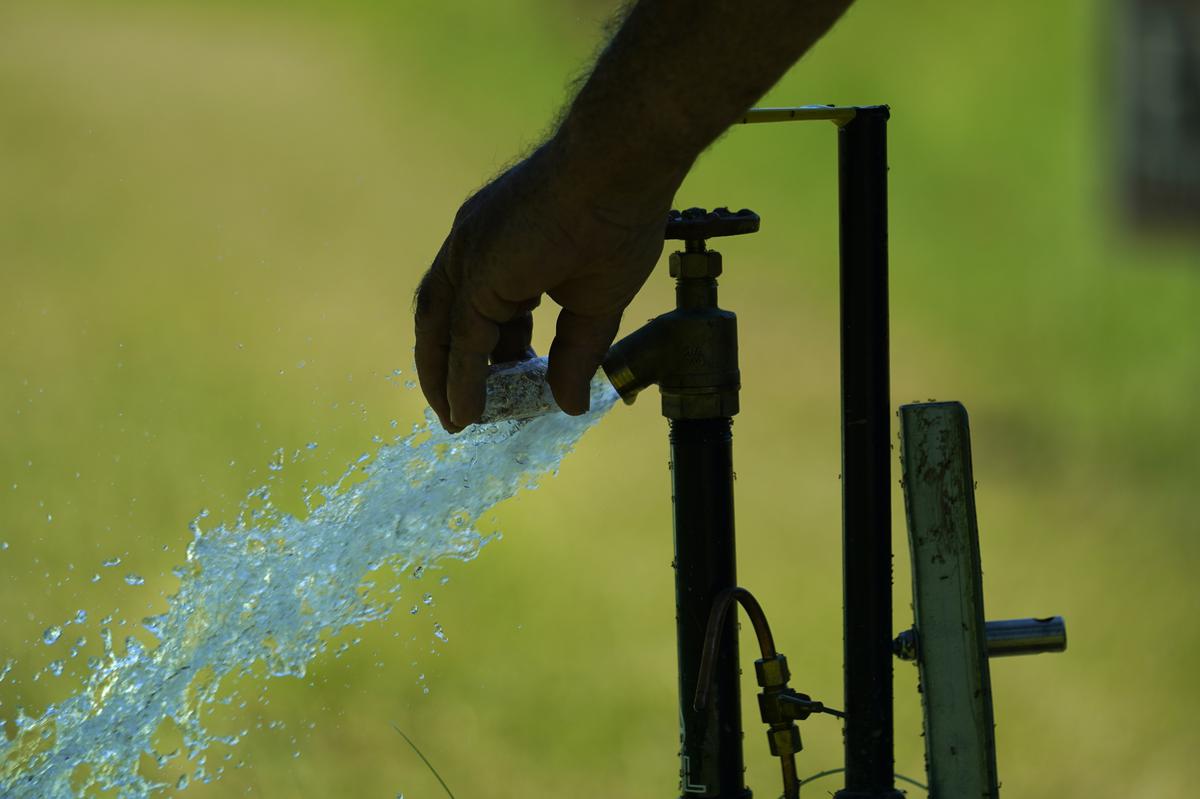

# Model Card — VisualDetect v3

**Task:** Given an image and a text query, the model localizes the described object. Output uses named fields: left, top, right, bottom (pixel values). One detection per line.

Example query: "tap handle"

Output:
left=666, top=207, right=760, bottom=242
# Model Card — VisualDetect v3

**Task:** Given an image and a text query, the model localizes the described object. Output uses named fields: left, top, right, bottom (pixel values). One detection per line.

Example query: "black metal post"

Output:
left=670, top=418, right=749, bottom=799
left=834, top=106, right=902, bottom=799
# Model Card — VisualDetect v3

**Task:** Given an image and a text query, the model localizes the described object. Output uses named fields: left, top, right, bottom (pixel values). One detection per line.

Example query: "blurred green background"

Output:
left=2, top=0, right=1198, bottom=796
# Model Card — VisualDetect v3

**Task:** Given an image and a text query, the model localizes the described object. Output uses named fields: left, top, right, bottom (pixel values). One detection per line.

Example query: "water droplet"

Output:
left=306, top=442, right=318, bottom=450
left=438, top=575, right=450, bottom=586
left=124, top=574, right=145, bottom=586
left=421, top=593, right=434, bottom=606
left=404, top=380, right=416, bottom=389
left=90, top=573, right=101, bottom=583
left=47, top=660, right=64, bottom=677
left=176, top=774, right=189, bottom=789
left=432, top=623, right=448, bottom=643
left=0, top=542, right=8, bottom=551
left=74, top=610, right=87, bottom=624
left=42, top=626, right=63, bottom=645
left=102, top=557, right=121, bottom=568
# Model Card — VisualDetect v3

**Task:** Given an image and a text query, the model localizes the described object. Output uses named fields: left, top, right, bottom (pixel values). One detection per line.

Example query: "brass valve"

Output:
left=693, top=589, right=844, bottom=799
left=602, top=207, right=757, bottom=420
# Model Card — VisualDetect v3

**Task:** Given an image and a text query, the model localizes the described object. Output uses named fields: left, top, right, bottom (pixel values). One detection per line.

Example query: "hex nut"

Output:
left=767, top=725, right=803, bottom=757
left=669, top=251, right=723, bottom=279
left=755, top=654, right=791, bottom=688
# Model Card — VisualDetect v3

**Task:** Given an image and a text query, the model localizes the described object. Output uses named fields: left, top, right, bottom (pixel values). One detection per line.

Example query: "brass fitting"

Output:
left=603, top=208, right=754, bottom=421
left=767, top=725, right=803, bottom=757
left=601, top=274, right=740, bottom=419
left=755, top=654, right=791, bottom=689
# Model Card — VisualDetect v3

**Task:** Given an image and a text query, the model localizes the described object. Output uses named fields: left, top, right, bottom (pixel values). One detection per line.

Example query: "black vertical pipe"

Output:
left=670, top=418, right=749, bottom=799
left=834, top=106, right=902, bottom=799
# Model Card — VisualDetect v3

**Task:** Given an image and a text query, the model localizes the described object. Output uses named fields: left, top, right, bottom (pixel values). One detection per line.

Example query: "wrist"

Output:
left=545, top=112, right=692, bottom=225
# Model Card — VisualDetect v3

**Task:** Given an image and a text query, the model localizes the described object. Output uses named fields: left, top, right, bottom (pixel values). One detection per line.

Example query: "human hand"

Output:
left=413, top=140, right=675, bottom=432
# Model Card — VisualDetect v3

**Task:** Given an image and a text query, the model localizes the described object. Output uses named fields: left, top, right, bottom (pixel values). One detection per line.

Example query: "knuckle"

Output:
left=449, top=304, right=500, bottom=354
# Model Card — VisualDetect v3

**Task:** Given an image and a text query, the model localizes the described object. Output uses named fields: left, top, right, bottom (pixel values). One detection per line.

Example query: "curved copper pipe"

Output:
left=693, top=586, right=777, bottom=712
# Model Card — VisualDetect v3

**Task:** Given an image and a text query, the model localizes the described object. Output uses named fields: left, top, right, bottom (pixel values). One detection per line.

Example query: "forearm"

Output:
left=552, top=0, right=855, bottom=214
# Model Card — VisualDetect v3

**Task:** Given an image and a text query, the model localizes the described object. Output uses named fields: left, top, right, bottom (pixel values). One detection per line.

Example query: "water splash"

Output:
left=0, top=360, right=616, bottom=797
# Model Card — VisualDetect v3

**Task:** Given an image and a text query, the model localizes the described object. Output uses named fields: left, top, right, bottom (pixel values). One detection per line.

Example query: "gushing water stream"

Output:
left=0, top=360, right=617, bottom=797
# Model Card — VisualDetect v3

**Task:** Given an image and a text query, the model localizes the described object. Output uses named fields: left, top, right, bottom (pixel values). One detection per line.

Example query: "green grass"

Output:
left=1, top=1, right=1197, bottom=796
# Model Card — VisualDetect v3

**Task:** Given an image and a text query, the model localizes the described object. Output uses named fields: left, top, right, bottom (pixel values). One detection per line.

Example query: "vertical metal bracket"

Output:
left=899, top=402, right=999, bottom=797
left=898, top=402, right=1067, bottom=797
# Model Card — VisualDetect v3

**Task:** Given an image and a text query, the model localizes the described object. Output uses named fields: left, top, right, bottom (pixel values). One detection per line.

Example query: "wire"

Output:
left=797, top=767, right=928, bottom=793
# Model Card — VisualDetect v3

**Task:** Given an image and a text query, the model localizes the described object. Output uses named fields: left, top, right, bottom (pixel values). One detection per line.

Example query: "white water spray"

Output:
left=0, top=360, right=616, bottom=797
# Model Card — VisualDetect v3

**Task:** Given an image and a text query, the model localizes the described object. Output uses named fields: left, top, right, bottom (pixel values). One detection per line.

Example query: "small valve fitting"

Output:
left=756, top=653, right=805, bottom=765
left=693, top=588, right=845, bottom=799
left=754, top=652, right=845, bottom=798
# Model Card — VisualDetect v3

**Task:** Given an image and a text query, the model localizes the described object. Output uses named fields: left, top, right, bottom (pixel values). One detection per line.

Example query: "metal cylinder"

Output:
left=670, top=418, right=749, bottom=799
left=984, top=617, right=1068, bottom=657
left=834, top=106, right=903, bottom=799
left=893, top=617, right=1069, bottom=662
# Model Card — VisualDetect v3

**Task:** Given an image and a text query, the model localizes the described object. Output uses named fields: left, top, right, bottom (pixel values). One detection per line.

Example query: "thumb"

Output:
left=547, top=308, right=622, bottom=415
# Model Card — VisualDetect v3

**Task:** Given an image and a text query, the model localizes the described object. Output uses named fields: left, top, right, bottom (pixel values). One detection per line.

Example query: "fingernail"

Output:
left=564, top=382, right=591, bottom=416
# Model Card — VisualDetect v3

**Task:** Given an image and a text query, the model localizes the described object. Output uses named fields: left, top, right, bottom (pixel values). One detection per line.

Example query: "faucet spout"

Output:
left=601, top=318, right=671, bottom=406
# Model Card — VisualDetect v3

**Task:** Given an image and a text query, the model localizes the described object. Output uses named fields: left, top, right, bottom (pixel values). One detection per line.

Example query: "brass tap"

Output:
left=602, top=207, right=757, bottom=421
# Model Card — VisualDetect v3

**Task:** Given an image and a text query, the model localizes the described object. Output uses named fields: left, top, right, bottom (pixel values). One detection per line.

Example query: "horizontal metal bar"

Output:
left=739, top=106, right=858, bottom=126
left=893, top=617, right=1068, bottom=661
left=985, top=616, right=1068, bottom=657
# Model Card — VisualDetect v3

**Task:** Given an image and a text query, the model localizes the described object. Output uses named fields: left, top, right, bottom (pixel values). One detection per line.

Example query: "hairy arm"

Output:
left=415, top=0, right=854, bottom=430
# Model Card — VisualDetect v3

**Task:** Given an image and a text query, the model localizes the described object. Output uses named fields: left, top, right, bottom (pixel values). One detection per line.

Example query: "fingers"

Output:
left=445, top=297, right=501, bottom=428
left=547, top=308, right=622, bottom=416
left=490, top=311, right=536, bottom=364
left=413, top=266, right=456, bottom=431
left=416, top=235, right=531, bottom=432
